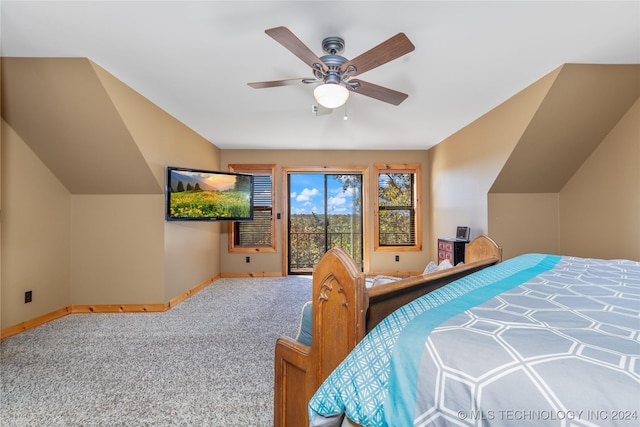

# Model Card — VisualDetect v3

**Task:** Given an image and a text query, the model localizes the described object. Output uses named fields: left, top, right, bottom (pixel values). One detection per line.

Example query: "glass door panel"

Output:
left=288, top=173, right=362, bottom=274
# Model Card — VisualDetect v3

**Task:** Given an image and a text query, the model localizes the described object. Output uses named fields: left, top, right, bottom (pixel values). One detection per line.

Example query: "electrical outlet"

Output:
left=395, top=255, right=400, bottom=262
left=25, top=291, right=33, bottom=303
left=246, top=256, right=251, bottom=263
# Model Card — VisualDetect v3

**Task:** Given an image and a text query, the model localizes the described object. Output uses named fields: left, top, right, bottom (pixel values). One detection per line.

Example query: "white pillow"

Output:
left=424, top=259, right=457, bottom=274
left=437, top=259, right=453, bottom=270
left=423, top=261, right=438, bottom=274
left=370, top=275, right=401, bottom=287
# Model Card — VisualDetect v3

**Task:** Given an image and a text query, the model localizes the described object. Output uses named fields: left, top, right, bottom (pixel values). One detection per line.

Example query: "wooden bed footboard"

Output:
left=274, top=235, right=502, bottom=427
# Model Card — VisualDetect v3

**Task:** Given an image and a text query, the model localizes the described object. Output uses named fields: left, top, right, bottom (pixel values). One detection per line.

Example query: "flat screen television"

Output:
left=166, top=166, right=253, bottom=221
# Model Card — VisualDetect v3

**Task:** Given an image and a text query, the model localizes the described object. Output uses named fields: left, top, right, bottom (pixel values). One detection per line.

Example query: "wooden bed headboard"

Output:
left=274, top=235, right=502, bottom=427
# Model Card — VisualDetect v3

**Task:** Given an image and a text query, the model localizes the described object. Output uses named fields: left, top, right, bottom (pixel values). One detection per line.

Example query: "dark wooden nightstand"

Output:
left=438, top=238, right=467, bottom=265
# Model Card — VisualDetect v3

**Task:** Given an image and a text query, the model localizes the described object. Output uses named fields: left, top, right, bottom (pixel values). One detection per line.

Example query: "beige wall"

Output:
left=559, top=98, right=640, bottom=259
left=429, top=68, right=560, bottom=255
left=164, top=220, right=221, bottom=299
left=488, top=193, right=560, bottom=257
left=1, top=121, right=72, bottom=327
left=92, top=60, right=222, bottom=301
left=431, top=65, right=639, bottom=261
left=489, top=98, right=640, bottom=261
left=71, top=195, right=165, bottom=304
left=220, top=150, right=431, bottom=274
left=1, top=58, right=221, bottom=331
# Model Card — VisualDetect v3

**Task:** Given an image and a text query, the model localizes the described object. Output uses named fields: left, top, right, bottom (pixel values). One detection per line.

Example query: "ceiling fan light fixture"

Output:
left=314, top=83, right=350, bottom=109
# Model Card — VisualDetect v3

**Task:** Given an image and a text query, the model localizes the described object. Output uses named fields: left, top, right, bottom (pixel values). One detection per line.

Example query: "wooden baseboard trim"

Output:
left=1, top=275, right=220, bottom=340
left=71, top=303, right=169, bottom=313
left=0, top=306, right=72, bottom=339
left=167, top=275, right=219, bottom=308
left=220, top=272, right=283, bottom=278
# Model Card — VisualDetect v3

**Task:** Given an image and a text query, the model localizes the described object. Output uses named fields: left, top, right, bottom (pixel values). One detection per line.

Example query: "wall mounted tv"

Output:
left=166, top=166, right=254, bottom=221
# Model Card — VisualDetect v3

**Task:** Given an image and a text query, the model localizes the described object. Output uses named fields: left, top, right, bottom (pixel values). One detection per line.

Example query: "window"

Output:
left=228, top=164, right=276, bottom=253
left=374, top=163, right=422, bottom=251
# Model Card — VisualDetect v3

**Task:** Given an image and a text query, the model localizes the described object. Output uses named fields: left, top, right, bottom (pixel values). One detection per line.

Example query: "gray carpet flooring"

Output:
left=0, top=275, right=312, bottom=426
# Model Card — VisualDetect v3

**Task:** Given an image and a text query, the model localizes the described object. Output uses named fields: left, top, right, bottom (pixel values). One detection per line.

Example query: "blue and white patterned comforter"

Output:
left=309, top=254, right=640, bottom=426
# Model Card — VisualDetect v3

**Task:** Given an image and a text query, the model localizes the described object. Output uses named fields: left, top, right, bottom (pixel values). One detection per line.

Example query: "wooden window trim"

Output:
left=281, top=166, right=370, bottom=274
left=228, top=164, right=276, bottom=253
left=374, top=163, right=422, bottom=252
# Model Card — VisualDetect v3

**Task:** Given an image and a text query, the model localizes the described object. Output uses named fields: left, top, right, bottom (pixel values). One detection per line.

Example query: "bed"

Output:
left=308, top=252, right=640, bottom=427
left=274, top=235, right=503, bottom=427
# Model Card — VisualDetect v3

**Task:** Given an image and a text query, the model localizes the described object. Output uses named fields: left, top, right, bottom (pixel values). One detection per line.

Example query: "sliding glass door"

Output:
left=288, top=173, right=363, bottom=274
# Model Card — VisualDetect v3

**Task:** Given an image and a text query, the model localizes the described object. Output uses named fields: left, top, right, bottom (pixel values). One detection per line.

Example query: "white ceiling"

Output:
left=1, top=1, right=638, bottom=150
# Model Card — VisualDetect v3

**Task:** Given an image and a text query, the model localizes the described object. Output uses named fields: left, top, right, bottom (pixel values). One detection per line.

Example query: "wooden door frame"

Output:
left=281, top=166, right=369, bottom=275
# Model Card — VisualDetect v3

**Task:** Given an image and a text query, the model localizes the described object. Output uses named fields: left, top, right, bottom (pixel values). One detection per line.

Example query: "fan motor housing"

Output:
left=321, top=36, right=345, bottom=55
left=315, top=55, right=348, bottom=80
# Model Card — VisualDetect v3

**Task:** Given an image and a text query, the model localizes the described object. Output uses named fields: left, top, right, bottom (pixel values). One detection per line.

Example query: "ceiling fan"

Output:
left=248, top=26, right=415, bottom=110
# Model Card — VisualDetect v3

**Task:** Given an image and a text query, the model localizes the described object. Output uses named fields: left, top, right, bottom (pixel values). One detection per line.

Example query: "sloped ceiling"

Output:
left=1, top=57, right=161, bottom=195
left=1, top=1, right=638, bottom=150
left=490, top=64, right=640, bottom=193
left=2, top=60, right=638, bottom=197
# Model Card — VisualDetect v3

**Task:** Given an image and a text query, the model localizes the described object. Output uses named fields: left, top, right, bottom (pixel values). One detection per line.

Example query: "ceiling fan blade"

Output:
left=349, top=79, right=409, bottom=105
left=265, top=26, right=327, bottom=73
left=341, top=33, right=415, bottom=77
left=247, top=78, right=309, bottom=89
